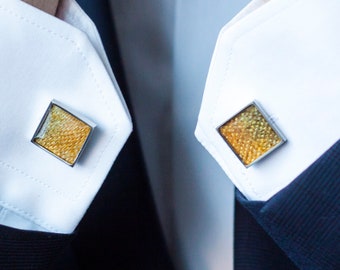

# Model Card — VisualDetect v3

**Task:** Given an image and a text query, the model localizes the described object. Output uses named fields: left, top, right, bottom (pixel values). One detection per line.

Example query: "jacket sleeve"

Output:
left=236, top=140, right=340, bottom=270
left=0, top=224, right=73, bottom=269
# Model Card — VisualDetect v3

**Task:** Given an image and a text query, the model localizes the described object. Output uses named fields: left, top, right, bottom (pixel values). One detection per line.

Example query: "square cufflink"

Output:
left=32, top=101, right=95, bottom=166
left=218, top=101, right=287, bottom=167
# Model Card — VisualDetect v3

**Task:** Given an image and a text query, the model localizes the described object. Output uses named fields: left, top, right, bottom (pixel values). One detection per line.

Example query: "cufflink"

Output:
left=32, top=101, right=95, bottom=166
left=218, top=101, right=286, bottom=167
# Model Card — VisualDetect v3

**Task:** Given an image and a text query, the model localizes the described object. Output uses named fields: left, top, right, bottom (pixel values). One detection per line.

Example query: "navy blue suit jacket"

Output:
left=235, top=140, right=340, bottom=270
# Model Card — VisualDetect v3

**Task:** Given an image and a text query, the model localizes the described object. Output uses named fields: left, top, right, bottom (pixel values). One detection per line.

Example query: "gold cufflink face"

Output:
left=218, top=102, right=286, bottom=167
left=32, top=101, right=94, bottom=166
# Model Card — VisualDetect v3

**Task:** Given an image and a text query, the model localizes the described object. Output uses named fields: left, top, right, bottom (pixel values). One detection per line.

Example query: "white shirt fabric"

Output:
left=0, top=0, right=132, bottom=233
left=196, top=0, right=340, bottom=201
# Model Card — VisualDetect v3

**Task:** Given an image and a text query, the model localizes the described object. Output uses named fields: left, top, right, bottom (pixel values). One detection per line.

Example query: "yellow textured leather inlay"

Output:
left=33, top=104, right=92, bottom=166
left=218, top=104, right=283, bottom=166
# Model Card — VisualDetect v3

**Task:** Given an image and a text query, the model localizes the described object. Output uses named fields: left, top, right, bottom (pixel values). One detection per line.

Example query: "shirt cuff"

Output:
left=0, top=0, right=132, bottom=233
left=195, top=0, right=340, bottom=201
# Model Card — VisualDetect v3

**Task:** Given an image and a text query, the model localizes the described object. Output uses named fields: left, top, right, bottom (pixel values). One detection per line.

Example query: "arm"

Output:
left=0, top=225, right=73, bottom=269
left=237, top=140, right=340, bottom=270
